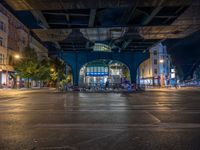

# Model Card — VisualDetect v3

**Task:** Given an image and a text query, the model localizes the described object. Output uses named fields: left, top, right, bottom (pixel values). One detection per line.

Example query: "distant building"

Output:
left=139, top=43, right=171, bottom=87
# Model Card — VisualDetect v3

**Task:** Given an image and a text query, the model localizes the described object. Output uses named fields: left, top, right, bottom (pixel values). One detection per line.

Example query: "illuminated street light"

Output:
left=159, top=59, right=164, bottom=63
left=14, top=54, right=20, bottom=59
left=50, top=68, right=55, bottom=72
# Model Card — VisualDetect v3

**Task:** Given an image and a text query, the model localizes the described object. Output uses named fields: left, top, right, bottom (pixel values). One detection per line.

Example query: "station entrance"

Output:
left=79, top=60, right=131, bottom=88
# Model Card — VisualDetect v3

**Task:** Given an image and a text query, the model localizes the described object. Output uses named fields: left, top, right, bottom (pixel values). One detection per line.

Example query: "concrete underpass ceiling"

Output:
left=2, top=0, right=200, bottom=52
left=4, top=0, right=193, bottom=10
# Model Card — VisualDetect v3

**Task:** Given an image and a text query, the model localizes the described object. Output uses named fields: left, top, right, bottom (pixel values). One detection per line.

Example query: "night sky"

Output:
left=164, top=31, right=200, bottom=80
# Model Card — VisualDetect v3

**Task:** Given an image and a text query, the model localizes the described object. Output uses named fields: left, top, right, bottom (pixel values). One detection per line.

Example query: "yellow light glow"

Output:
left=14, top=54, right=20, bottom=59
left=159, top=59, right=164, bottom=63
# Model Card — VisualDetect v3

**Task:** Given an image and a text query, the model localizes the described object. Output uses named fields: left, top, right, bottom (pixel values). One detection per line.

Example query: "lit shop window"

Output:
left=86, top=66, right=109, bottom=76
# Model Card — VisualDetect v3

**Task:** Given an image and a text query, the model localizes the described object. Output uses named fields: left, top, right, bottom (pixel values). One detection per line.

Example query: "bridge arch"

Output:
left=62, top=51, right=149, bottom=85
left=79, top=59, right=131, bottom=86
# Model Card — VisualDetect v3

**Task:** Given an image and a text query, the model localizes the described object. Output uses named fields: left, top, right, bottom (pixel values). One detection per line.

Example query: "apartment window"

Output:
left=154, top=69, right=157, bottom=74
left=0, top=53, right=4, bottom=64
left=9, top=55, right=13, bottom=65
left=154, top=59, right=157, bottom=65
left=0, top=37, right=3, bottom=46
left=153, top=50, right=157, bottom=55
left=0, top=54, right=2, bottom=64
left=141, top=68, right=144, bottom=77
left=22, top=37, right=26, bottom=45
left=0, top=21, right=6, bottom=32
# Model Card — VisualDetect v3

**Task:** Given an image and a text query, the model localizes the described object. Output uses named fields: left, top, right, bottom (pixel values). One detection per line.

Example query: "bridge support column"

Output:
left=129, top=66, right=137, bottom=84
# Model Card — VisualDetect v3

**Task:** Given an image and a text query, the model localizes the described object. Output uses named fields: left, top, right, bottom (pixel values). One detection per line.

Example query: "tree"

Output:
left=32, top=59, right=51, bottom=87
left=14, top=46, right=38, bottom=88
left=49, top=58, right=66, bottom=89
left=14, top=46, right=67, bottom=88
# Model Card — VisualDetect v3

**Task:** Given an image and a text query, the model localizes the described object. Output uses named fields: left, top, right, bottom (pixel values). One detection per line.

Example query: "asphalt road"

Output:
left=0, top=88, right=200, bottom=150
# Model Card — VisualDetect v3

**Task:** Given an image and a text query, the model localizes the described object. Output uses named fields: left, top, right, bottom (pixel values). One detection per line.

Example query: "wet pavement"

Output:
left=0, top=88, right=200, bottom=150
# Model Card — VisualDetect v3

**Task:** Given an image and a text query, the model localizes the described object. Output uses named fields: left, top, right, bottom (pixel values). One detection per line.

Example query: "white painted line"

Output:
left=35, top=123, right=200, bottom=129
left=145, top=111, right=161, bottom=123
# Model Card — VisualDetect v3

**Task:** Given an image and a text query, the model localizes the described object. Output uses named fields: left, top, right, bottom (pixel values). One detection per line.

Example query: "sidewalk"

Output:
left=145, top=87, right=200, bottom=92
left=0, top=87, right=57, bottom=96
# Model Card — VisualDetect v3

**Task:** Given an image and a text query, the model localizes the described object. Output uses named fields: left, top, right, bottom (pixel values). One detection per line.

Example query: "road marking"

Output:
left=40, top=145, right=78, bottom=150
left=145, top=111, right=161, bottom=123
left=77, top=132, right=123, bottom=145
left=35, top=123, right=200, bottom=130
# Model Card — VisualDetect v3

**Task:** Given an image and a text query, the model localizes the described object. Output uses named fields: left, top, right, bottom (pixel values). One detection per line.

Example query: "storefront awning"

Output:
left=0, top=65, right=14, bottom=72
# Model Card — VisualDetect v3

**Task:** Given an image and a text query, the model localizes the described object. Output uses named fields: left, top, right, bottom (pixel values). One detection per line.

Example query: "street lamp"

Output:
left=14, top=54, right=20, bottom=59
left=50, top=68, right=55, bottom=72
left=159, top=59, right=164, bottom=64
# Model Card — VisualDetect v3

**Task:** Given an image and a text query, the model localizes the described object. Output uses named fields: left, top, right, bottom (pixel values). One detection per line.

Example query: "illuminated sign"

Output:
left=171, top=73, right=175, bottom=79
left=86, top=72, right=109, bottom=76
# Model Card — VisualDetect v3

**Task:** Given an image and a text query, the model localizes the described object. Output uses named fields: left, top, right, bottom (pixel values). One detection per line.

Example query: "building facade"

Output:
left=0, top=3, right=29, bottom=87
left=0, top=10, right=9, bottom=87
left=139, top=43, right=171, bottom=87
left=29, top=36, right=48, bottom=60
left=0, top=4, right=48, bottom=88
